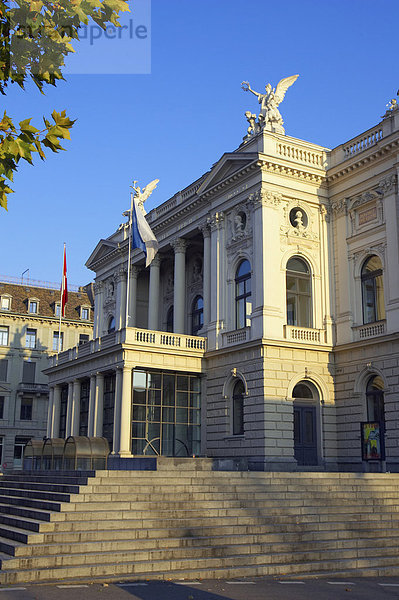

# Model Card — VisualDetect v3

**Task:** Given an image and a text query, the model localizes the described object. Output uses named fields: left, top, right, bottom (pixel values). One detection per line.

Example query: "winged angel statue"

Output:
left=131, top=179, right=160, bottom=215
left=241, top=75, right=299, bottom=134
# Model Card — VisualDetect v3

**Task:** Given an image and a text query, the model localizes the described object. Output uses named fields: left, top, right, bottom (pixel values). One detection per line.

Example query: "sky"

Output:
left=3, top=0, right=399, bottom=287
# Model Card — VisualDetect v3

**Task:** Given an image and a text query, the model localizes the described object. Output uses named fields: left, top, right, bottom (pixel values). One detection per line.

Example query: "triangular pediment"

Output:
left=197, top=153, right=258, bottom=195
left=85, top=239, right=118, bottom=269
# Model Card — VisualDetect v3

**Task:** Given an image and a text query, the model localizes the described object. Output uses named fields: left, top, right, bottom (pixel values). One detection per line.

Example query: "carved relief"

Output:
left=280, top=201, right=319, bottom=242
left=227, top=205, right=252, bottom=246
left=331, top=198, right=348, bottom=216
left=248, top=189, right=282, bottom=208
left=207, top=211, right=225, bottom=231
left=347, top=187, right=385, bottom=236
left=378, top=173, right=397, bottom=195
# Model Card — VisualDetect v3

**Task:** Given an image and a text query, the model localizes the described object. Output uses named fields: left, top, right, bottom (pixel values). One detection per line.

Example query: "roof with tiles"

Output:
left=0, top=282, right=94, bottom=322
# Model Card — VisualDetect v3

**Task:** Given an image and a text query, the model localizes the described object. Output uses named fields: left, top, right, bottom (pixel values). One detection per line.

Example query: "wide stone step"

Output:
left=2, top=549, right=399, bottom=585
left=0, top=481, right=81, bottom=494
left=0, top=487, right=71, bottom=503
left=0, top=495, right=61, bottom=512
left=0, top=503, right=52, bottom=522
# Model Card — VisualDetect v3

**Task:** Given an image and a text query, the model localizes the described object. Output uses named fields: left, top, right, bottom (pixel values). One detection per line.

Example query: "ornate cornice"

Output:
left=258, top=159, right=326, bottom=185
left=327, top=138, right=399, bottom=183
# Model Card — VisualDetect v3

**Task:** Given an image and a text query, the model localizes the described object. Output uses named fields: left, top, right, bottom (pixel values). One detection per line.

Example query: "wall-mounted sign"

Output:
left=361, top=421, right=385, bottom=461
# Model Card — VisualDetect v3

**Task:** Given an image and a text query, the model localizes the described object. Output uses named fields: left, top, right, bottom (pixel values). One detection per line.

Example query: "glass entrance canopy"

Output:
left=132, top=369, right=201, bottom=456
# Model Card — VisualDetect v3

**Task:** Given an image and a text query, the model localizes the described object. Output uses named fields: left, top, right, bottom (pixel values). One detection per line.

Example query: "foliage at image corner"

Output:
left=0, top=0, right=130, bottom=211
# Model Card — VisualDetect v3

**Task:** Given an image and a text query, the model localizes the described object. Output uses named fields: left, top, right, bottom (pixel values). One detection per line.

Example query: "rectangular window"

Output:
left=79, top=380, right=90, bottom=436
left=0, top=326, right=9, bottom=346
left=59, top=385, right=68, bottom=439
left=53, top=331, right=64, bottom=352
left=55, top=304, right=61, bottom=317
left=20, top=397, right=33, bottom=420
left=0, top=397, right=4, bottom=419
left=0, top=437, right=3, bottom=464
left=81, top=307, right=89, bottom=320
left=25, top=329, right=36, bottom=349
left=0, top=359, right=7, bottom=381
left=14, top=436, right=31, bottom=467
left=79, top=334, right=89, bottom=345
left=1, top=297, right=10, bottom=310
left=22, top=361, right=36, bottom=383
left=28, top=301, right=38, bottom=314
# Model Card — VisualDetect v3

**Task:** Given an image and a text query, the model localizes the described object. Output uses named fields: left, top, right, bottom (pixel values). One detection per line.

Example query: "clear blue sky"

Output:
left=3, top=0, right=399, bottom=286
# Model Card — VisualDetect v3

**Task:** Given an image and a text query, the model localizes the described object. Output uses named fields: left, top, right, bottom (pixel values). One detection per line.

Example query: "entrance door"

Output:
left=294, top=405, right=317, bottom=466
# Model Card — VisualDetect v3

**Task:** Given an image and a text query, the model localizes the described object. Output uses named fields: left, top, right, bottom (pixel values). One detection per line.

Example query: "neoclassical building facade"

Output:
left=45, top=95, right=399, bottom=471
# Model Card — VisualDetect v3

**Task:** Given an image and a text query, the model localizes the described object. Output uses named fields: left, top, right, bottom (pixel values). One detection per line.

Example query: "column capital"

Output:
left=150, top=254, right=162, bottom=268
left=199, top=221, right=211, bottom=238
left=130, top=265, right=140, bottom=279
left=207, top=211, right=225, bottom=231
left=115, top=268, right=127, bottom=283
left=94, top=281, right=104, bottom=294
left=171, top=237, right=187, bottom=254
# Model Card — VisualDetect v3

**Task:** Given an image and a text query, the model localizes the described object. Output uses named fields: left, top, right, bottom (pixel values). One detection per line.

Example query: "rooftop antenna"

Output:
left=21, top=269, right=29, bottom=284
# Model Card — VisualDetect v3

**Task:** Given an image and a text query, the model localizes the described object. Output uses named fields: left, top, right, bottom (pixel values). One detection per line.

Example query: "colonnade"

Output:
left=92, top=229, right=212, bottom=338
left=46, top=366, right=132, bottom=456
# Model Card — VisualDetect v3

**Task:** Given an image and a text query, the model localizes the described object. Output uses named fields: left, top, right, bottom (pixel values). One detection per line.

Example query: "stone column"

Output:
left=93, top=281, right=104, bottom=338
left=115, top=269, right=127, bottom=331
left=65, top=381, right=74, bottom=437
left=87, top=374, right=96, bottom=437
left=201, top=223, right=211, bottom=330
left=71, top=380, right=81, bottom=436
left=93, top=372, right=104, bottom=437
left=127, top=266, right=139, bottom=327
left=207, top=212, right=225, bottom=349
left=112, top=368, right=123, bottom=454
left=46, top=387, right=54, bottom=438
left=148, top=255, right=161, bottom=330
left=172, top=238, right=187, bottom=334
left=52, top=385, right=61, bottom=438
left=119, top=367, right=132, bottom=456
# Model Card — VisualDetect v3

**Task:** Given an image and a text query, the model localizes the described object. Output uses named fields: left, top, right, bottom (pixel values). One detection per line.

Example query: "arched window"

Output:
left=366, top=375, right=385, bottom=426
left=108, top=316, right=115, bottom=334
left=235, top=260, right=251, bottom=329
left=361, top=256, right=385, bottom=324
left=166, top=306, right=174, bottom=333
left=232, top=380, right=245, bottom=435
left=286, top=256, right=312, bottom=327
left=191, top=296, right=204, bottom=335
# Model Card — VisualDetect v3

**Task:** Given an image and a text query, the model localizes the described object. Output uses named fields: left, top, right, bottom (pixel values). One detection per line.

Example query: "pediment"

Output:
left=0, top=384, right=9, bottom=393
left=85, top=239, right=118, bottom=269
left=197, top=153, right=258, bottom=195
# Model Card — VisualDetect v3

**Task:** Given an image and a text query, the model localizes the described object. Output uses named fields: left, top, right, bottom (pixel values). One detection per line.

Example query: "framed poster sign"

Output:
left=361, top=421, right=385, bottom=461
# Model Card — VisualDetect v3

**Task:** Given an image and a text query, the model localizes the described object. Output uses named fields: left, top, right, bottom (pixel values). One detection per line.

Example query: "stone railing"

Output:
left=284, top=325, right=325, bottom=343
left=354, top=321, right=386, bottom=340
left=343, top=127, right=383, bottom=158
left=48, top=327, right=207, bottom=367
left=277, top=142, right=325, bottom=167
left=223, top=328, right=249, bottom=345
left=128, top=328, right=207, bottom=351
left=17, top=382, right=48, bottom=395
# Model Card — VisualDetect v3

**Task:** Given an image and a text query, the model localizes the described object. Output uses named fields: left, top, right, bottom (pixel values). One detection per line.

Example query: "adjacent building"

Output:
left=44, top=90, right=399, bottom=472
left=0, top=278, right=93, bottom=469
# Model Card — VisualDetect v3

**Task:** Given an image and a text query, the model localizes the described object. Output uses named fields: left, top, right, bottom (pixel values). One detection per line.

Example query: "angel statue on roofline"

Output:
left=241, top=75, right=299, bottom=134
left=131, top=178, right=160, bottom=215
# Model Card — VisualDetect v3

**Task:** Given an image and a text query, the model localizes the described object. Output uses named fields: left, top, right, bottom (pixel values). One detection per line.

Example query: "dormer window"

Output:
left=55, top=304, right=61, bottom=317
left=80, top=306, right=90, bottom=320
left=1, top=295, right=11, bottom=311
left=28, top=299, right=39, bottom=314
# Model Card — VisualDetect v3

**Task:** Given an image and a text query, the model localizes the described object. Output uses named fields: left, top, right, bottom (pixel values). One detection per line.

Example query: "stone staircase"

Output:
left=0, top=458, right=399, bottom=584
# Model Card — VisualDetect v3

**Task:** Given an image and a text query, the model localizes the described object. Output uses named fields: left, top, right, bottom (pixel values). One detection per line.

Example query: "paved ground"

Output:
left=2, top=578, right=399, bottom=600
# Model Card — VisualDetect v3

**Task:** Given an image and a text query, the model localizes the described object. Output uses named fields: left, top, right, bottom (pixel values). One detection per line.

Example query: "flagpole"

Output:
left=58, top=243, right=65, bottom=354
left=125, top=192, right=134, bottom=328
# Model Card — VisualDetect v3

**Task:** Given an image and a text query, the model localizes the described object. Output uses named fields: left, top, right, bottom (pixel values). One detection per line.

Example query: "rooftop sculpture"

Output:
left=242, top=75, right=299, bottom=136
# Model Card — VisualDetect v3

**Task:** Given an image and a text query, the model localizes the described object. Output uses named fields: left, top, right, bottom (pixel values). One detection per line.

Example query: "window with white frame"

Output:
left=361, top=255, right=385, bottom=324
left=53, top=331, right=64, bottom=352
left=0, top=326, right=9, bottom=346
left=1, top=296, right=11, bottom=311
left=235, top=260, right=252, bottom=329
left=25, top=328, right=37, bottom=349
left=55, top=303, right=61, bottom=317
left=28, top=299, right=38, bottom=314
left=80, top=307, right=90, bottom=320
left=286, top=256, right=312, bottom=328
